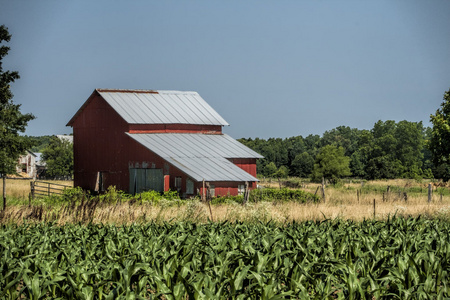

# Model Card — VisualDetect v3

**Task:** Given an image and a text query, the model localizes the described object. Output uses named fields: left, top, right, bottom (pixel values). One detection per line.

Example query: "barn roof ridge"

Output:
left=95, top=88, right=199, bottom=95
left=67, top=88, right=229, bottom=127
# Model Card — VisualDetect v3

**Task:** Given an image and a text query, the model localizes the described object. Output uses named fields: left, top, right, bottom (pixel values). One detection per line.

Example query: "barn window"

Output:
left=174, top=177, right=182, bottom=188
left=186, top=178, right=194, bottom=194
left=174, top=176, right=182, bottom=193
left=238, top=184, right=245, bottom=195
left=22, top=164, right=27, bottom=173
left=209, top=184, right=215, bottom=198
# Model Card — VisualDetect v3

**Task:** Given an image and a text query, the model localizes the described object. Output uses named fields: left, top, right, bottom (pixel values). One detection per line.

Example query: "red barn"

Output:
left=67, top=89, right=262, bottom=197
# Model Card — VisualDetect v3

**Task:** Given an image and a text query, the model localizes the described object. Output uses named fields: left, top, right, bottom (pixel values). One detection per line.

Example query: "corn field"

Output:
left=1, top=217, right=449, bottom=299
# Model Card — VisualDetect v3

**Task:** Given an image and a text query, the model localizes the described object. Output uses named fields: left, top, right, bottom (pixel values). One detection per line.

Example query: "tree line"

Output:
left=27, top=91, right=450, bottom=183
left=238, top=119, right=435, bottom=181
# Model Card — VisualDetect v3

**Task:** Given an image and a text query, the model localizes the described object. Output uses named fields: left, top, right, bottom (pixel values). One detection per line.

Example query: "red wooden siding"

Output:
left=72, top=93, right=131, bottom=191
left=230, top=158, right=258, bottom=178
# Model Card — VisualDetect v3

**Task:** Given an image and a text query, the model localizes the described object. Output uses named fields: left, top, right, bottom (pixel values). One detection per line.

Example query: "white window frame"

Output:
left=238, top=184, right=245, bottom=195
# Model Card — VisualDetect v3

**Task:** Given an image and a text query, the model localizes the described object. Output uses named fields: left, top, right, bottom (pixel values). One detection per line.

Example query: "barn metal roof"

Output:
left=97, top=89, right=229, bottom=126
left=126, top=133, right=263, bottom=182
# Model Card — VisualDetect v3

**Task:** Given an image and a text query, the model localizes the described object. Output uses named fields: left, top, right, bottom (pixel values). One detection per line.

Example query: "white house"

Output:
left=16, top=150, right=37, bottom=179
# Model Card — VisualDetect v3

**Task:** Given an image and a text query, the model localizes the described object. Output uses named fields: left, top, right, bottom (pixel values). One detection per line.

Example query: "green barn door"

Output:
left=145, top=169, right=164, bottom=192
left=129, top=168, right=164, bottom=194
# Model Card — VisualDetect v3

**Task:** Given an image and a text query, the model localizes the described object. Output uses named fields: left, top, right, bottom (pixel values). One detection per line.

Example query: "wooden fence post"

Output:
left=244, top=181, right=249, bottom=204
left=321, top=177, right=326, bottom=203
left=373, top=199, right=376, bottom=219
left=202, top=179, right=205, bottom=201
left=30, top=181, right=35, bottom=200
left=2, top=176, right=6, bottom=211
left=314, top=186, right=320, bottom=197
left=428, top=183, right=432, bottom=203
left=387, top=186, right=390, bottom=202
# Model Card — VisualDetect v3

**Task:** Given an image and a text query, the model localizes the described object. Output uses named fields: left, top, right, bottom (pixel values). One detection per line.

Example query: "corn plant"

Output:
left=0, top=217, right=449, bottom=299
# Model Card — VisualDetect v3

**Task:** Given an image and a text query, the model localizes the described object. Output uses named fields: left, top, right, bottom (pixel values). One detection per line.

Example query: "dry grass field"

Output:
left=1, top=178, right=450, bottom=224
left=0, top=178, right=72, bottom=201
left=265, top=178, right=450, bottom=221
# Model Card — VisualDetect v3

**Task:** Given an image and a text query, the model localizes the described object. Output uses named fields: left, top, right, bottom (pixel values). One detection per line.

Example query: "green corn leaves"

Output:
left=0, top=217, right=449, bottom=298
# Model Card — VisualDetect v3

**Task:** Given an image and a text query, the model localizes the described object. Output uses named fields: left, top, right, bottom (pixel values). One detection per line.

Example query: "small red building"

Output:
left=67, top=89, right=262, bottom=197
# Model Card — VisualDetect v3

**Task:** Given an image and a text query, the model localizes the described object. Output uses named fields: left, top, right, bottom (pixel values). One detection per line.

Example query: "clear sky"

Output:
left=1, top=1, right=449, bottom=139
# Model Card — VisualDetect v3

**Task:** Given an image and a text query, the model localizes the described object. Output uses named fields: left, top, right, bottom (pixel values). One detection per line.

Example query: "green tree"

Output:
left=429, top=89, right=450, bottom=181
left=394, top=120, right=424, bottom=178
left=304, top=134, right=321, bottom=157
left=321, top=126, right=361, bottom=157
left=422, top=126, right=434, bottom=177
left=26, top=135, right=53, bottom=152
left=274, top=165, right=289, bottom=178
left=369, top=120, right=398, bottom=178
left=350, top=129, right=373, bottom=178
left=350, top=151, right=366, bottom=178
left=311, top=145, right=351, bottom=184
left=286, top=136, right=306, bottom=171
left=365, top=120, right=425, bottom=179
left=291, top=152, right=314, bottom=177
left=263, top=161, right=278, bottom=177
left=0, top=25, right=35, bottom=209
left=41, top=136, right=73, bottom=179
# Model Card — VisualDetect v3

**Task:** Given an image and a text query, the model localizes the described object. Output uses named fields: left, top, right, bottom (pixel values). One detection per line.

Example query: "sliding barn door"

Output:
left=129, top=168, right=164, bottom=194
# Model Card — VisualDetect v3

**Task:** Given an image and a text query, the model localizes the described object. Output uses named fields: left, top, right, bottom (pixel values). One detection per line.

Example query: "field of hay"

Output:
left=0, top=179, right=73, bottom=202
left=1, top=178, right=450, bottom=224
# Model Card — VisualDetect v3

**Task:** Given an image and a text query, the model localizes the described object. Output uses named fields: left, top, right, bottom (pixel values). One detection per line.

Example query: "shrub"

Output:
left=62, top=186, right=86, bottom=203
left=250, top=188, right=320, bottom=203
left=137, top=190, right=162, bottom=204
left=99, top=186, right=130, bottom=203
left=162, top=190, right=180, bottom=200
left=211, top=195, right=244, bottom=205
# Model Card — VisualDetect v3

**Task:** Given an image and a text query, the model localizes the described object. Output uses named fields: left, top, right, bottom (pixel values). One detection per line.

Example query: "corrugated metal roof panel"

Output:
left=126, top=133, right=263, bottom=182
left=129, top=133, right=263, bottom=159
left=98, top=90, right=229, bottom=126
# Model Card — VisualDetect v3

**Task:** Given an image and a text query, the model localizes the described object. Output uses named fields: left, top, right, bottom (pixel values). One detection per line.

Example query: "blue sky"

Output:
left=1, top=1, right=449, bottom=139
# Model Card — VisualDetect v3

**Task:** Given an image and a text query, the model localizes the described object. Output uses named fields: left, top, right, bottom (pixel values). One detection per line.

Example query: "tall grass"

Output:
left=2, top=198, right=450, bottom=225
left=2, top=178, right=450, bottom=224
